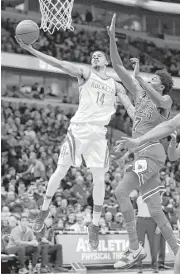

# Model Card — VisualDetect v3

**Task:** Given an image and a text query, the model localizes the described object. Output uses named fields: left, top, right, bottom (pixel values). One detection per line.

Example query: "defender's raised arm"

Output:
left=107, top=14, right=141, bottom=96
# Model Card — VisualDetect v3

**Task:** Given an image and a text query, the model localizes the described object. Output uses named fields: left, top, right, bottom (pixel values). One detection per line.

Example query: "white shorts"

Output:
left=58, top=123, right=109, bottom=170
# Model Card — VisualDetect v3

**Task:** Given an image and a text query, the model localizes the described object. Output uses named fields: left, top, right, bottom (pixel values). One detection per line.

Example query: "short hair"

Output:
left=155, top=70, right=173, bottom=95
left=92, top=51, right=109, bottom=63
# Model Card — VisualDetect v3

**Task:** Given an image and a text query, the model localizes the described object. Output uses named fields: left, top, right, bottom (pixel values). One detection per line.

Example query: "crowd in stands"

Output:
left=1, top=18, right=180, bottom=76
left=1, top=99, right=180, bottom=240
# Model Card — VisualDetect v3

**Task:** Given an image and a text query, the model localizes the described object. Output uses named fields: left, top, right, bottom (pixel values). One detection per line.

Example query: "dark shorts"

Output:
left=132, top=142, right=166, bottom=201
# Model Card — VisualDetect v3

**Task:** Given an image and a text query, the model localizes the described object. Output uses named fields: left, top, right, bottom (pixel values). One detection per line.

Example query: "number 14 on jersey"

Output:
left=96, top=92, right=105, bottom=106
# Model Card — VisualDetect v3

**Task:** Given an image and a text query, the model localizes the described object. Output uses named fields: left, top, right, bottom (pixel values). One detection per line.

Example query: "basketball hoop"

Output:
left=38, top=0, right=74, bottom=34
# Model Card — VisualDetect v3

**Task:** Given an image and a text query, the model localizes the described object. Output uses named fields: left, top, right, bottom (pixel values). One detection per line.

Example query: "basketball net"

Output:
left=38, top=0, right=74, bottom=34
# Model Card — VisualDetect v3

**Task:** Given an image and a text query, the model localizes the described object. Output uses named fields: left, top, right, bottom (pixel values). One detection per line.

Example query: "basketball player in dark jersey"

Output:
left=117, top=114, right=180, bottom=274
left=107, top=14, right=178, bottom=269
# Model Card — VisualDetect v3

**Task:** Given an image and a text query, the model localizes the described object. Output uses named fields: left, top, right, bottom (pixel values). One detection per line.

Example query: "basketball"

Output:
left=15, top=20, right=39, bottom=45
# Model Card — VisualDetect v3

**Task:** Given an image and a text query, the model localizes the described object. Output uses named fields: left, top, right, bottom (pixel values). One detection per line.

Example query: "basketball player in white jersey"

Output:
left=16, top=37, right=135, bottom=250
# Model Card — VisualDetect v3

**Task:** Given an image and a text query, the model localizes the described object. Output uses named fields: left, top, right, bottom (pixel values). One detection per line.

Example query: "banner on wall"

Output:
left=56, top=232, right=176, bottom=266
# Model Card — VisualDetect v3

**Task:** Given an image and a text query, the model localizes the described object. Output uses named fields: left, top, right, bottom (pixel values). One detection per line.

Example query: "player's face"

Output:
left=149, top=75, right=164, bottom=93
left=91, top=52, right=107, bottom=68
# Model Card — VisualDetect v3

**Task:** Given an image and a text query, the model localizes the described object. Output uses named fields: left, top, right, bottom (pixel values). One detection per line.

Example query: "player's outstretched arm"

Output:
left=116, top=82, right=135, bottom=120
left=131, top=58, right=172, bottom=109
left=121, top=113, right=180, bottom=149
left=107, top=14, right=141, bottom=96
left=168, top=132, right=180, bottom=161
left=15, top=37, right=87, bottom=79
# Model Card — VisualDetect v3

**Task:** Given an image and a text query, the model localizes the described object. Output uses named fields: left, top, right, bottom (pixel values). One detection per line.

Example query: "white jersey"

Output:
left=71, top=70, right=117, bottom=126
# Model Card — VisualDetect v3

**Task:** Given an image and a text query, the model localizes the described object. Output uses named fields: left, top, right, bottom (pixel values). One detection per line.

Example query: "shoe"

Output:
left=158, top=263, right=171, bottom=269
left=18, top=268, right=28, bottom=274
left=41, top=266, right=51, bottom=273
left=32, top=209, right=49, bottom=233
left=87, top=223, right=99, bottom=250
left=137, top=269, right=143, bottom=273
left=33, top=264, right=41, bottom=273
left=114, top=245, right=147, bottom=269
left=152, top=268, right=159, bottom=273
left=54, top=266, right=69, bottom=272
left=32, top=266, right=38, bottom=273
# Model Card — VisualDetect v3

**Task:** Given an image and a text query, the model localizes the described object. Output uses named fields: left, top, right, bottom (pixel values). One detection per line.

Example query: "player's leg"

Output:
left=114, top=170, right=147, bottom=269
left=88, top=167, right=106, bottom=250
left=114, top=145, right=165, bottom=269
left=33, top=134, right=74, bottom=233
left=146, top=219, right=158, bottom=272
left=141, top=173, right=178, bottom=256
left=83, top=135, right=108, bottom=250
left=136, top=217, right=146, bottom=272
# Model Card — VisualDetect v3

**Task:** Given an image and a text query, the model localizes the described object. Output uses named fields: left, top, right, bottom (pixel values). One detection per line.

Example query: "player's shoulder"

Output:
left=82, top=67, right=91, bottom=79
left=162, top=94, right=172, bottom=103
left=161, top=94, right=172, bottom=110
left=78, top=67, right=91, bottom=85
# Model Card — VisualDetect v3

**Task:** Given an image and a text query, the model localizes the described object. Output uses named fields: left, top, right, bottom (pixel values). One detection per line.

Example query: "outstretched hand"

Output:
left=15, top=36, right=32, bottom=51
left=115, top=136, right=141, bottom=151
left=107, top=13, right=116, bottom=38
left=170, top=130, right=177, bottom=142
left=130, top=58, right=140, bottom=77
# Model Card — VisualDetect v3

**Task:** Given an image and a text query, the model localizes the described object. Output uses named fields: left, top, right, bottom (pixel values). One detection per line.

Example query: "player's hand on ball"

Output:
left=130, top=58, right=140, bottom=76
left=107, top=13, right=116, bottom=38
left=15, top=36, right=32, bottom=51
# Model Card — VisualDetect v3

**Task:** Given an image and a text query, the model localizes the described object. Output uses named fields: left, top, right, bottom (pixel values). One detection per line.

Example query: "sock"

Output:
left=124, top=210, right=139, bottom=250
left=41, top=165, right=69, bottom=211
left=92, top=205, right=102, bottom=226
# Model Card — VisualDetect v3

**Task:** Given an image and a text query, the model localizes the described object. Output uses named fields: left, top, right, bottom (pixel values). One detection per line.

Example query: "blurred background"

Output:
left=1, top=0, right=180, bottom=273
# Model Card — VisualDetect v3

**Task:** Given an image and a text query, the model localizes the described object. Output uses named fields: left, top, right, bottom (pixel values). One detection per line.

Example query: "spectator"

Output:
left=72, top=175, right=88, bottom=206
left=112, top=212, right=125, bottom=231
left=70, top=212, right=87, bottom=233
left=54, top=192, right=62, bottom=207
left=99, top=217, right=109, bottom=234
left=6, top=214, right=40, bottom=274
left=1, top=18, right=180, bottom=76
left=66, top=212, right=76, bottom=226
left=39, top=216, right=68, bottom=273
left=18, top=152, right=46, bottom=181
left=2, top=215, right=18, bottom=235
left=104, top=212, right=115, bottom=230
